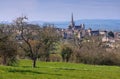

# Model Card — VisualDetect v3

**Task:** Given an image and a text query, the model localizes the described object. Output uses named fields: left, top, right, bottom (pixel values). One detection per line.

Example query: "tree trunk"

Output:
left=33, top=58, right=37, bottom=68
left=62, top=57, right=65, bottom=62
left=3, top=56, right=7, bottom=65
left=66, top=57, right=69, bottom=62
left=46, top=56, right=50, bottom=62
left=46, top=53, right=50, bottom=62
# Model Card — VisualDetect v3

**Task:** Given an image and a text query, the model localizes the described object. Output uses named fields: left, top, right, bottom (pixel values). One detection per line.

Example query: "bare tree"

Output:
left=13, top=16, right=60, bottom=67
left=13, top=16, right=44, bottom=67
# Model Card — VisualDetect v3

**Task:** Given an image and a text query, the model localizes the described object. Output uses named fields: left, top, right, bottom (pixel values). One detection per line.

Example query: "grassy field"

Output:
left=0, top=59, right=120, bottom=79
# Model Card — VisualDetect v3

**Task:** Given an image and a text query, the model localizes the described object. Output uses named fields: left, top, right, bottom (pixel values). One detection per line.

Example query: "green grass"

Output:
left=0, top=59, right=120, bottom=79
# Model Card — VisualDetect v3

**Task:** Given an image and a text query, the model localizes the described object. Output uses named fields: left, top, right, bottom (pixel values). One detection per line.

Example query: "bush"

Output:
left=73, top=36, right=120, bottom=66
left=0, top=34, right=18, bottom=66
left=49, top=54, right=62, bottom=62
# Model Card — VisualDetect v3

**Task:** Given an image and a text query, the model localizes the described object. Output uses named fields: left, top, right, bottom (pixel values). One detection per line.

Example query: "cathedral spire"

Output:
left=69, top=13, right=75, bottom=29
left=71, top=13, right=74, bottom=24
left=71, top=13, right=75, bottom=28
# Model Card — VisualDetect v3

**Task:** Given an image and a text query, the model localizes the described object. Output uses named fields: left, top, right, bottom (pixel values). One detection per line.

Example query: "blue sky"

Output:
left=0, top=0, right=120, bottom=22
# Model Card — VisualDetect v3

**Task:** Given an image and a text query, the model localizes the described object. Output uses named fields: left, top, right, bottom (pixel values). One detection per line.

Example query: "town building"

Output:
left=63, top=14, right=86, bottom=39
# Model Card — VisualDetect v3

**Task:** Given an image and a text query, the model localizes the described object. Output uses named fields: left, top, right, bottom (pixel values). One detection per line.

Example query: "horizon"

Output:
left=0, top=0, right=120, bottom=22
left=1, top=19, right=120, bottom=23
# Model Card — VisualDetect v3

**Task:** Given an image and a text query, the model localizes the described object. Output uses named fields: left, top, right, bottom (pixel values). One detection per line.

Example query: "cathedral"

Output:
left=68, top=13, right=85, bottom=31
left=63, top=13, right=86, bottom=39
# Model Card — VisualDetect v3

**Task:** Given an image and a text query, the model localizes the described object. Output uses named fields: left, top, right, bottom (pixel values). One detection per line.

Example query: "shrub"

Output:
left=49, top=54, right=62, bottom=62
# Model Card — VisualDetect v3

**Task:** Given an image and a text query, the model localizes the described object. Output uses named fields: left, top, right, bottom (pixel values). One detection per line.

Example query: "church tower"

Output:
left=69, top=13, right=75, bottom=29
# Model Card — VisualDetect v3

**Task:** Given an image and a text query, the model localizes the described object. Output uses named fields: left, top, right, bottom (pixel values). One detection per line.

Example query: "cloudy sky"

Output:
left=0, top=0, right=120, bottom=22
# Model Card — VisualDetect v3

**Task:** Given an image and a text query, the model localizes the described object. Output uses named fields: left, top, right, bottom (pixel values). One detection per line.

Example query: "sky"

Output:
left=0, top=0, right=120, bottom=22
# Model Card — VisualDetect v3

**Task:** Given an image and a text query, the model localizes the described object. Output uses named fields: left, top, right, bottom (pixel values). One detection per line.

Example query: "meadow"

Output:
left=0, top=59, right=120, bottom=79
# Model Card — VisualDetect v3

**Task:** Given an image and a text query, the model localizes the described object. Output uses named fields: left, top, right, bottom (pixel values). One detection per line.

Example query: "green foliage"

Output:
left=42, top=26, right=60, bottom=61
left=0, top=33, right=18, bottom=66
left=49, top=54, right=62, bottom=62
left=61, top=43, right=73, bottom=62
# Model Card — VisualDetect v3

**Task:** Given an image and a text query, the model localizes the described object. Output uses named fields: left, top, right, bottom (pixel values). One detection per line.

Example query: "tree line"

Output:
left=0, top=16, right=120, bottom=67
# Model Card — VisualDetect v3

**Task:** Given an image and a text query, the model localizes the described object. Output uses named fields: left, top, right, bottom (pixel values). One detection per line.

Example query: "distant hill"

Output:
left=0, top=21, right=10, bottom=24
left=1, top=20, right=120, bottom=32
left=30, top=19, right=120, bottom=32
left=75, top=19, right=120, bottom=31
